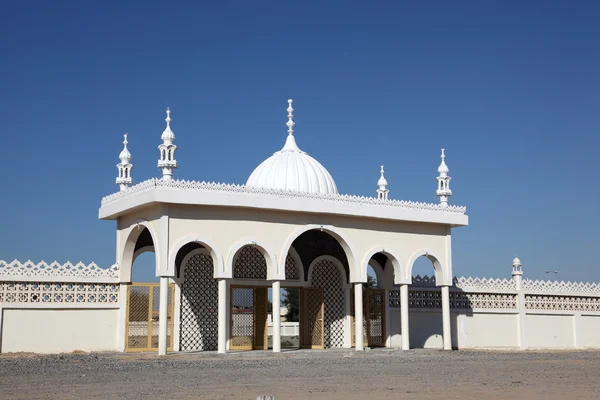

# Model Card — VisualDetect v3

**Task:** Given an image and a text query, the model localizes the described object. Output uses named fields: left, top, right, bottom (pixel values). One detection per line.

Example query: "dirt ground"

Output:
left=1, top=348, right=599, bottom=399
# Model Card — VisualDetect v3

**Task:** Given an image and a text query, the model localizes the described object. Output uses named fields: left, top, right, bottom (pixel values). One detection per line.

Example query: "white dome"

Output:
left=246, top=134, right=338, bottom=195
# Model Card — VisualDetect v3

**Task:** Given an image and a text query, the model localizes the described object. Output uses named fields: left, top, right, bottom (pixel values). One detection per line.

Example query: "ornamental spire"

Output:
left=116, top=133, right=133, bottom=191
left=376, top=165, right=389, bottom=200
left=281, top=99, right=301, bottom=152
left=158, top=107, right=178, bottom=181
left=286, top=99, right=295, bottom=136
left=436, top=148, right=452, bottom=206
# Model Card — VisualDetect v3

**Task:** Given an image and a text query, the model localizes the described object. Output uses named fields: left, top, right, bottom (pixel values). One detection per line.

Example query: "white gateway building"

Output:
left=1, top=100, right=599, bottom=354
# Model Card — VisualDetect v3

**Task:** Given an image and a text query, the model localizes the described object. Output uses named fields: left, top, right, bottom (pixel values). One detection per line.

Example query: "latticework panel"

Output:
left=310, top=259, right=345, bottom=348
left=285, top=254, right=299, bottom=281
left=179, top=253, right=218, bottom=351
left=450, top=292, right=517, bottom=310
left=525, top=295, right=600, bottom=312
left=389, top=290, right=400, bottom=308
left=409, top=289, right=442, bottom=308
left=233, top=246, right=267, bottom=280
left=127, top=285, right=150, bottom=349
left=367, top=290, right=384, bottom=345
left=0, top=281, right=119, bottom=304
left=231, top=287, right=255, bottom=349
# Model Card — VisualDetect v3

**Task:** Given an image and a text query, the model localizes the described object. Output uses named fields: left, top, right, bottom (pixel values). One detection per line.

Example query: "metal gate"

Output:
left=351, top=288, right=386, bottom=347
left=125, top=283, right=175, bottom=352
left=301, top=288, right=324, bottom=349
left=230, top=286, right=268, bottom=350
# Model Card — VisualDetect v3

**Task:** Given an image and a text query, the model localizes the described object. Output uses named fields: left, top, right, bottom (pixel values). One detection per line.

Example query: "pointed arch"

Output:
left=227, top=239, right=278, bottom=280
left=279, top=225, right=360, bottom=282
left=361, top=247, right=406, bottom=286
left=120, top=219, right=160, bottom=282
left=406, top=248, right=448, bottom=286
left=168, top=235, right=224, bottom=279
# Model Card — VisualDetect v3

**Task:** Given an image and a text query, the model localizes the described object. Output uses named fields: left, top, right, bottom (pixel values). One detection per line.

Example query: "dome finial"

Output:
left=286, top=99, right=295, bottom=136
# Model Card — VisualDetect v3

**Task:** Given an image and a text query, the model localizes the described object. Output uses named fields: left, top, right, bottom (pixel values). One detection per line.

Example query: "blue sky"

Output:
left=1, top=1, right=599, bottom=283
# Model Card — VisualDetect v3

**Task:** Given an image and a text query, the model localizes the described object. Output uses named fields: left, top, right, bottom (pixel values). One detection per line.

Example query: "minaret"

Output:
left=512, top=256, right=523, bottom=290
left=377, top=165, right=389, bottom=200
left=158, top=107, right=177, bottom=181
left=116, top=133, right=133, bottom=191
left=436, top=149, right=452, bottom=206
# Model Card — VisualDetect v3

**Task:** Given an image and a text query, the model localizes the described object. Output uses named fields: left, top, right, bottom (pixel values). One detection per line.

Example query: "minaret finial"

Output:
left=286, top=99, right=295, bottom=136
left=436, top=148, right=452, bottom=206
left=377, top=165, right=389, bottom=200
left=116, top=133, right=133, bottom=191
left=158, top=107, right=178, bottom=181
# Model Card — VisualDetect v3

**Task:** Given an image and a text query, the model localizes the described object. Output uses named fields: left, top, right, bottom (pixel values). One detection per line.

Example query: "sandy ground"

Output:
left=0, top=349, right=599, bottom=399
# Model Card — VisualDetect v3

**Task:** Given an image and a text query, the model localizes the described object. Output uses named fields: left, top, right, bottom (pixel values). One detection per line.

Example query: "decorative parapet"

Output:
left=522, top=279, right=600, bottom=296
left=100, top=178, right=467, bottom=214
left=0, top=260, right=119, bottom=283
left=453, top=276, right=517, bottom=292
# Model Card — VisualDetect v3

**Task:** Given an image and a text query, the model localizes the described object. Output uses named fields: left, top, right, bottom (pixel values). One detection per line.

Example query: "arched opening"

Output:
left=230, top=244, right=270, bottom=351
left=123, top=226, right=174, bottom=353
left=286, top=229, right=350, bottom=350
left=408, top=254, right=444, bottom=349
left=175, top=243, right=218, bottom=352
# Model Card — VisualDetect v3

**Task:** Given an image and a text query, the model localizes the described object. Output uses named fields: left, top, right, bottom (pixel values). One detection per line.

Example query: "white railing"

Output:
left=267, top=322, right=300, bottom=336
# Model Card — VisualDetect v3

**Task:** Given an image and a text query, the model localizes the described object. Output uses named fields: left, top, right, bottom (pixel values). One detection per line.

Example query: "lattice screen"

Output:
left=310, top=259, right=345, bottom=348
left=179, top=253, right=218, bottom=351
left=0, top=282, right=119, bottom=304
left=285, top=254, right=299, bottom=280
left=233, top=246, right=267, bottom=279
left=367, top=291, right=384, bottom=345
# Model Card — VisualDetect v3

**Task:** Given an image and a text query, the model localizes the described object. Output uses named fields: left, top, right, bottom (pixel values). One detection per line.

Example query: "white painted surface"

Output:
left=1, top=309, right=118, bottom=353
left=459, top=313, right=519, bottom=349
left=580, top=315, right=600, bottom=348
left=525, top=314, right=575, bottom=349
left=409, top=312, right=444, bottom=349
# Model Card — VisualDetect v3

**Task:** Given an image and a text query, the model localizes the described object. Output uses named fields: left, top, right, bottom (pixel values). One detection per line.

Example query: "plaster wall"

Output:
left=458, top=313, right=519, bottom=349
left=580, top=315, right=600, bottom=348
left=164, top=205, right=451, bottom=283
left=525, top=314, right=575, bottom=349
left=1, top=309, right=119, bottom=353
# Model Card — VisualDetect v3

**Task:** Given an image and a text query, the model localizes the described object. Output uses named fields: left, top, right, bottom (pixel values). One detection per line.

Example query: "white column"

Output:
left=354, top=283, right=364, bottom=351
left=218, top=279, right=227, bottom=354
left=400, top=284, right=410, bottom=350
left=441, top=285, right=451, bottom=350
left=272, top=281, right=281, bottom=352
left=384, top=289, right=391, bottom=347
left=343, top=287, right=352, bottom=348
left=158, top=276, right=169, bottom=356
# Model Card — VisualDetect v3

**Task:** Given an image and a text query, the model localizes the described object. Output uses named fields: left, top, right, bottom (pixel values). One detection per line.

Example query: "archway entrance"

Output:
left=125, top=282, right=175, bottom=352
left=300, top=287, right=324, bottom=349
left=123, top=227, right=175, bottom=352
left=350, top=288, right=386, bottom=348
left=230, top=286, right=269, bottom=350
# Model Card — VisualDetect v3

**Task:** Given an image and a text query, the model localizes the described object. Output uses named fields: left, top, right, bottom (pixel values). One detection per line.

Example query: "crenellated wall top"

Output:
left=0, top=260, right=120, bottom=283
